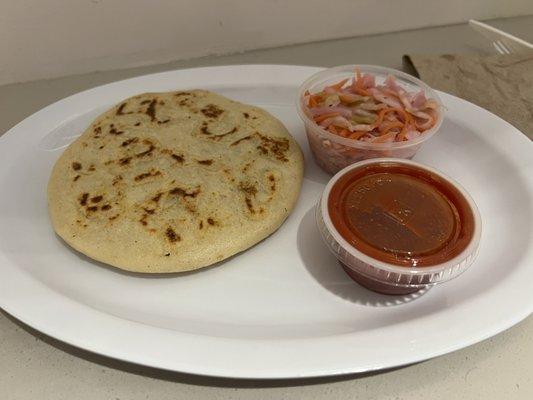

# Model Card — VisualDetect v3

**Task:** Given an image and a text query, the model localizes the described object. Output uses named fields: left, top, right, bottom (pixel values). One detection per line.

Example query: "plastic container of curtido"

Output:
left=316, top=158, right=481, bottom=295
left=297, top=65, right=444, bottom=174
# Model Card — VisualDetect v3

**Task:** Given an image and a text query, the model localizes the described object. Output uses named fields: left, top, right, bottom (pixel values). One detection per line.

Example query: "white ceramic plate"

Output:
left=0, top=65, right=532, bottom=379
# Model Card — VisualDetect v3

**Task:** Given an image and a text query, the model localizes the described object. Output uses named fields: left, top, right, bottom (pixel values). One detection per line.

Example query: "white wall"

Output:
left=1, top=0, right=532, bottom=85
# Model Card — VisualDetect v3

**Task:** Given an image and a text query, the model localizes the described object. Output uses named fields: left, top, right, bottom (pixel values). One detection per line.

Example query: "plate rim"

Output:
left=0, top=64, right=532, bottom=379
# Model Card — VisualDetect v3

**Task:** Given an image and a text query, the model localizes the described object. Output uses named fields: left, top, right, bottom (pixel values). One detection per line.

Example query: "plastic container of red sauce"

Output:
left=317, top=158, right=481, bottom=295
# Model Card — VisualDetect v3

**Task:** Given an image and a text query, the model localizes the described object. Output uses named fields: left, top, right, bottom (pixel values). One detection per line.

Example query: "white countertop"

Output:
left=1, top=15, right=532, bottom=400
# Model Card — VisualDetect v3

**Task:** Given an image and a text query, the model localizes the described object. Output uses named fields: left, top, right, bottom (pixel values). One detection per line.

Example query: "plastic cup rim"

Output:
left=296, top=64, right=444, bottom=150
left=319, top=157, right=482, bottom=277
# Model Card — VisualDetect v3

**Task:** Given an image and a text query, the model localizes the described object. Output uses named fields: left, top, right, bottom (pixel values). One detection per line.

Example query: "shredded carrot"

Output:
left=327, top=78, right=349, bottom=91
left=397, top=119, right=416, bottom=141
left=396, top=130, right=408, bottom=141
left=381, top=122, right=404, bottom=135
left=303, top=72, right=438, bottom=144
left=374, top=108, right=396, bottom=128
left=348, top=131, right=367, bottom=140
left=338, top=128, right=351, bottom=137
left=374, top=108, right=411, bottom=131
left=313, top=112, right=340, bottom=123
left=395, top=108, right=412, bottom=124
left=327, top=125, right=338, bottom=134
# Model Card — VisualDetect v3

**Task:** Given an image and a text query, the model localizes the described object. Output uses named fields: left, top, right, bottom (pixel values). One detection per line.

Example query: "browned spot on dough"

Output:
left=165, top=227, right=180, bottom=243
left=239, top=181, right=258, bottom=196
left=159, top=100, right=165, bottom=105
left=242, top=161, right=254, bottom=173
left=161, top=149, right=184, bottom=163
left=139, top=214, right=148, bottom=226
left=164, top=252, right=171, bottom=256
left=157, top=118, right=170, bottom=124
left=109, top=124, right=124, bottom=135
left=109, top=214, right=119, bottom=221
left=174, top=92, right=191, bottom=97
left=135, top=140, right=155, bottom=157
left=207, top=126, right=238, bottom=141
left=243, top=112, right=250, bottom=119
left=87, top=206, right=98, bottom=212
left=116, top=102, right=133, bottom=115
left=152, top=193, right=163, bottom=203
left=90, top=195, right=103, bottom=203
left=171, top=154, right=184, bottom=163
left=257, top=145, right=268, bottom=155
left=184, top=203, right=197, bottom=214
left=134, top=170, right=161, bottom=181
left=245, top=197, right=254, bottom=213
left=121, top=137, right=139, bottom=147
left=142, top=207, right=155, bottom=215
left=134, top=122, right=141, bottom=126
left=112, top=175, right=123, bottom=186
left=98, top=145, right=104, bottom=149
left=256, top=133, right=290, bottom=162
left=207, top=217, right=215, bottom=225
left=200, top=122, right=211, bottom=135
left=197, top=159, right=213, bottom=166
left=201, top=104, right=224, bottom=118
left=79, top=193, right=89, bottom=206
left=169, top=187, right=200, bottom=198
left=240, top=181, right=258, bottom=214
left=72, top=162, right=82, bottom=171
left=94, top=126, right=102, bottom=134
left=73, top=175, right=80, bottom=182
left=230, top=135, right=252, bottom=146
left=88, top=164, right=96, bottom=172
left=145, top=99, right=157, bottom=122
left=119, top=156, right=132, bottom=166
left=222, top=168, right=236, bottom=183
left=140, top=99, right=151, bottom=105
left=199, top=221, right=203, bottom=229
left=82, top=142, right=88, bottom=147
left=269, top=174, right=276, bottom=192
left=101, top=204, right=112, bottom=211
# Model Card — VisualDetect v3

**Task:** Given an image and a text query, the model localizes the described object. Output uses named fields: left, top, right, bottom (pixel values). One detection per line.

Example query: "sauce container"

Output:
left=316, top=158, right=481, bottom=295
left=297, top=65, right=444, bottom=174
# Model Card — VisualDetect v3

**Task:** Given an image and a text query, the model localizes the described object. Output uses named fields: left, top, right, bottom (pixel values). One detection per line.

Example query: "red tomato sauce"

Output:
left=328, top=162, right=475, bottom=268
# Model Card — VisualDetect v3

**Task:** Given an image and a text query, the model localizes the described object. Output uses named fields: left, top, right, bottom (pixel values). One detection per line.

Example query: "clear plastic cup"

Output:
left=316, top=158, right=481, bottom=295
left=296, top=65, right=444, bottom=175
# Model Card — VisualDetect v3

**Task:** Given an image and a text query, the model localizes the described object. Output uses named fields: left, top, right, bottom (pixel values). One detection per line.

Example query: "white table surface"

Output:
left=1, top=14, right=532, bottom=400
